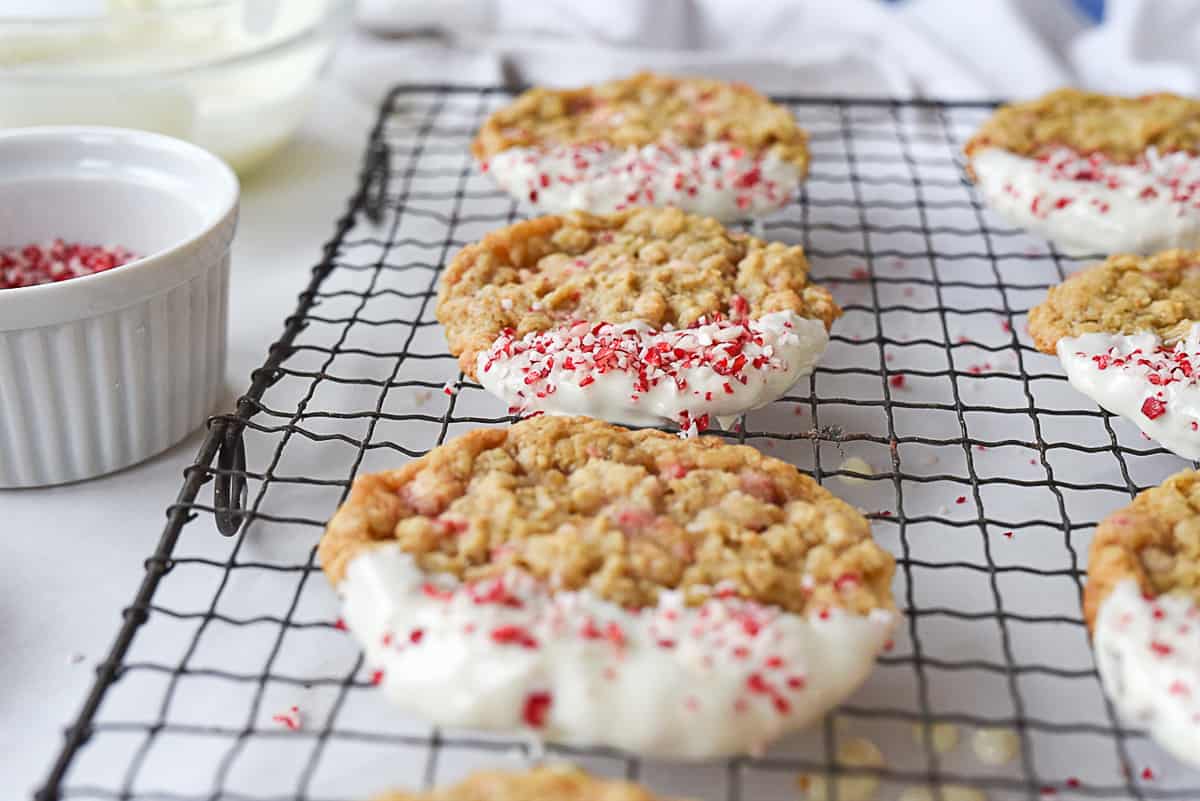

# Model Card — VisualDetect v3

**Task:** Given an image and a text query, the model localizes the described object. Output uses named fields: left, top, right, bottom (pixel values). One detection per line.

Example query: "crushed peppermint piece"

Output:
left=1, top=239, right=137, bottom=289
left=1060, top=326, right=1200, bottom=458
left=1094, top=579, right=1200, bottom=768
left=270, top=705, right=303, bottom=731
left=974, top=145, right=1200, bottom=254
left=1142, top=396, right=1167, bottom=419
left=522, top=691, right=552, bottom=728
left=486, top=141, right=799, bottom=220
left=478, top=309, right=823, bottom=430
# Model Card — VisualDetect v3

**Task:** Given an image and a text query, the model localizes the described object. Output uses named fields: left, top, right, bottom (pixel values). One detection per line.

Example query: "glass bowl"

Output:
left=0, top=0, right=353, bottom=174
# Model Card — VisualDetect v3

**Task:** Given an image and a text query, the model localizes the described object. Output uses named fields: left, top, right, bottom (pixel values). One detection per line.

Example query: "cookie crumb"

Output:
left=972, top=726, right=1019, bottom=765
left=912, top=721, right=959, bottom=754
left=799, top=736, right=884, bottom=801
left=837, top=457, right=873, bottom=486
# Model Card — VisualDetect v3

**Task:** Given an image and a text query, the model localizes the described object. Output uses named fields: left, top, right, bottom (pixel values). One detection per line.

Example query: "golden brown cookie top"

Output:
left=319, top=415, right=894, bottom=616
left=374, top=767, right=686, bottom=801
left=1026, top=249, right=1200, bottom=353
left=1084, top=469, right=1200, bottom=633
left=435, top=206, right=839, bottom=378
left=472, top=72, right=809, bottom=173
left=964, top=88, right=1200, bottom=167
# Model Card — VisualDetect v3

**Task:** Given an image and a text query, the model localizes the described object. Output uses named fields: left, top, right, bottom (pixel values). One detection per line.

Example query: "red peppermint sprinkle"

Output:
left=1149, top=640, right=1173, bottom=656
left=421, top=582, right=453, bottom=601
left=0, top=239, right=137, bottom=290
left=834, top=572, right=861, bottom=592
left=490, top=624, right=539, bottom=649
left=746, top=673, right=770, bottom=693
left=522, top=691, right=552, bottom=728
left=889, top=374, right=907, bottom=389
left=481, top=308, right=798, bottom=429
left=1029, top=148, right=1200, bottom=216
left=501, top=142, right=792, bottom=213
left=469, top=578, right=524, bottom=608
left=271, top=705, right=302, bottom=731
left=1142, top=397, right=1167, bottom=419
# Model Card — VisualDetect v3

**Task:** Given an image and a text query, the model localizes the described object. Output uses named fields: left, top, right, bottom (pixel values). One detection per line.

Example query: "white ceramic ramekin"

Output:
left=0, top=127, right=238, bottom=487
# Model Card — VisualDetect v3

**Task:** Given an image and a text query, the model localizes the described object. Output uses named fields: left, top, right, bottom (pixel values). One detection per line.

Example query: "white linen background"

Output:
left=354, top=0, right=1200, bottom=97
left=7, top=0, right=1200, bottom=796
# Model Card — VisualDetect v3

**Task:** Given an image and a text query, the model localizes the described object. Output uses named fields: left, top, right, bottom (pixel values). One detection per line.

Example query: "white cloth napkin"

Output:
left=353, top=0, right=1200, bottom=98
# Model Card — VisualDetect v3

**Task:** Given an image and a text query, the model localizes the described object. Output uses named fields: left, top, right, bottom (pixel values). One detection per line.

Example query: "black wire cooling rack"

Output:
left=36, top=87, right=1200, bottom=801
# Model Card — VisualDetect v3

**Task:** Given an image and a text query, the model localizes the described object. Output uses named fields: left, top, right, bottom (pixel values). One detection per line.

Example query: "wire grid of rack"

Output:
left=36, top=87, right=1200, bottom=801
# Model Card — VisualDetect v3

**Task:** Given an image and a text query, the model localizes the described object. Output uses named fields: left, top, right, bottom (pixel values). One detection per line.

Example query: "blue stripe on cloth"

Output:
left=881, top=0, right=1103, bottom=24
left=1074, top=0, right=1104, bottom=22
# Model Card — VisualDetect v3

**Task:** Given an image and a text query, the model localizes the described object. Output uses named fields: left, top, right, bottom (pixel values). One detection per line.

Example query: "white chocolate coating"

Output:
left=476, top=311, right=829, bottom=432
left=971, top=146, right=1200, bottom=256
left=484, top=142, right=801, bottom=221
left=338, top=544, right=896, bottom=760
left=1057, top=323, right=1200, bottom=459
left=1093, top=579, right=1200, bottom=766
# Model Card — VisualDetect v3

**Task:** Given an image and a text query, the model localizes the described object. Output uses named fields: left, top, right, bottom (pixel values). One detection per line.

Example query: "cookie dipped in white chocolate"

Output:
left=485, top=142, right=800, bottom=221
left=970, top=147, right=1200, bottom=256
left=476, top=310, right=828, bottom=433
left=337, top=543, right=896, bottom=760
left=1093, top=579, right=1200, bottom=766
left=1057, top=323, right=1200, bottom=458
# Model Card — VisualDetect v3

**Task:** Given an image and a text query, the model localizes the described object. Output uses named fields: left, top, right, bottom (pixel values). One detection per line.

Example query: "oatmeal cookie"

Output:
left=435, top=207, right=839, bottom=430
left=1085, top=470, right=1200, bottom=766
left=374, top=766, right=686, bottom=801
left=1027, top=250, right=1200, bottom=459
left=963, top=89, right=1200, bottom=255
left=473, top=72, right=808, bottom=220
left=320, top=415, right=896, bottom=759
